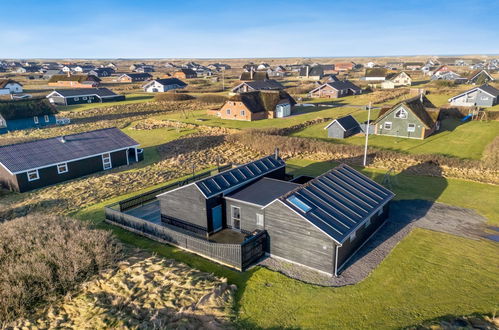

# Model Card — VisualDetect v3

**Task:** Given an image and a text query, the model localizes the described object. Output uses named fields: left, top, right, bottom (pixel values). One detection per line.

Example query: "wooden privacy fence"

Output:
left=118, top=164, right=232, bottom=212
left=104, top=206, right=266, bottom=271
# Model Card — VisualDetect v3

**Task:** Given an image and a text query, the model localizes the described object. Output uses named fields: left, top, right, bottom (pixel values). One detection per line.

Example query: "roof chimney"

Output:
left=274, top=147, right=279, bottom=159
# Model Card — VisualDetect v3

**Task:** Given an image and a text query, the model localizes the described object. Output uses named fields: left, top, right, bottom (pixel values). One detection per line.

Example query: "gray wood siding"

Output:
left=264, top=200, right=336, bottom=275
left=158, top=184, right=208, bottom=230
left=327, top=121, right=346, bottom=139
left=336, top=203, right=389, bottom=270
left=376, top=104, right=425, bottom=139
left=224, top=199, right=263, bottom=233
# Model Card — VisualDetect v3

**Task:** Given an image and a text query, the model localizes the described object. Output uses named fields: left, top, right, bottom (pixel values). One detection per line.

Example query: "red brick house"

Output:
left=216, top=90, right=295, bottom=121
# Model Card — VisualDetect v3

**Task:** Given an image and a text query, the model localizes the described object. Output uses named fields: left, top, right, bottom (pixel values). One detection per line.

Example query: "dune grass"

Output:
left=291, top=119, right=499, bottom=159
left=74, top=158, right=499, bottom=329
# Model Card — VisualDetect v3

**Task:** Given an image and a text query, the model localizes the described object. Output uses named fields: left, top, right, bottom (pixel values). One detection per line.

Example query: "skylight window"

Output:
left=287, top=195, right=311, bottom=213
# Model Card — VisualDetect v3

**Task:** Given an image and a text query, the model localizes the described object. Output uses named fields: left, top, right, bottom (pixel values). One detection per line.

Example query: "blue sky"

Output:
left=2, top=0, right=498, bottom=58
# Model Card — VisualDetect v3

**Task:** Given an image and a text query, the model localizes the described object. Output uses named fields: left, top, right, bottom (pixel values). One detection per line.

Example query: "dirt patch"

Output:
left=259, top=200, right=489, bottom=287
left=8, top=251, right=236, bottom=329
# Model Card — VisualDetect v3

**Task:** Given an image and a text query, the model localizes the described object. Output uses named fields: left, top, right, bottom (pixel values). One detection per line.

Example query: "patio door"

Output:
left=212, top=205, right=223, bottom=233
left=231, top=206, right=241, bottom=231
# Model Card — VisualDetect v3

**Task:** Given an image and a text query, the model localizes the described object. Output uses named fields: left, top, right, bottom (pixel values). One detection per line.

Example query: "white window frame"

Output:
left=33, top=116, right=39, bottom=124
left=57, top=163, right=68, bottom=174
left=256, top=213, right=264, bottom=227
left=407, top=123, right=416, bottom=132
left=44, top=115, right=50, bottom=123
left=102, top=153, right=112, bottom=170
left=240, top=110, right=246, bottom=116
left=27, top=169, right=39, bottom=181
left=384, top=122, right=392, bottom=130
left=231, top=206, right=241, bottom=229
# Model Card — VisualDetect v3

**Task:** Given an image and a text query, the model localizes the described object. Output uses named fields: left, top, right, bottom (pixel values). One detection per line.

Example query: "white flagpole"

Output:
left=363, top=102, right=371, bottom=167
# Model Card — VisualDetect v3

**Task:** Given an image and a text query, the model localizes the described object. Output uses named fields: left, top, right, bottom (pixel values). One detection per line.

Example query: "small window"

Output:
left=27, top=169, right=39, bottom=181
left=57, top=163, right=68, bottom=174
left=365, top=217, right=371, bottom=228
left=350, top=230, right=357, bottom=242
left=102, top=153, right=112, bottom=170
left=287, top=195, right=311, bottom=213
left=44, top=115, right=50, bottom=123
left=226, top=109, right=231, bottom=115
left=240, top=110, right=246, bottom=116
left=232, top=206, right=241, bottom=219
left=395, top=108, right=408, bottom=119
left=33, top=116, right=39, bottom=124
left=407, top=123, right=416, bottom=132
left=384, top=122, right=392, bottom=130
left=256, top=213, right=264, bottom=226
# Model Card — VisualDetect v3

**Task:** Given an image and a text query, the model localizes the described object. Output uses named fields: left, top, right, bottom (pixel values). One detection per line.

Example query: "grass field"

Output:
left=58, top=93, right=154, bottom=112
left=291, top=119, right=499, bottom=159
left=74, top=159, right=499, bottom=329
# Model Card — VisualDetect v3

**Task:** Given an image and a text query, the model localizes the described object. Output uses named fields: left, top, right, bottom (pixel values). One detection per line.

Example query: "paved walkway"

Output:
left=258, top=200, right=489, bottom=287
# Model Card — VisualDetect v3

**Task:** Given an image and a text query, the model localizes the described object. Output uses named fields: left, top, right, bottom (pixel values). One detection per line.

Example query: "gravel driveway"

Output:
left=258, top=199, right=489, bottom=286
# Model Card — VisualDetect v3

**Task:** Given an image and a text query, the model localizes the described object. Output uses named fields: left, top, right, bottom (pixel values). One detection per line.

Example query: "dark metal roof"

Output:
left=154, top=78, right=187, bottom=87
left=195, top=155, right=285, bottom=198
left=479, top=84, right=499, bottom=97
left=0, top=127, right=139, bottom=173
left=226, top=177, right=300, bottom=206
left=49, top=88, right=120, bottom=98
left=279, top=164, right=394, bottom=244
left=325, top=115, right=360, bottom=131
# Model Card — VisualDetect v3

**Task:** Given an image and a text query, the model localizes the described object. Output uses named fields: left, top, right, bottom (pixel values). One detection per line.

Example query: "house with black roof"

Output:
left=143, top=78, right=187, bottom=93
left=324, top=115, right=361, bottom=139
left=46, top=88, right=125, bottom=105
left=299, top=65, right=324, bottom=81
left=448, top=84, right=499, bottom=107
left=117, top=73, right=153, bottom=83
left=0, top=79, right=23, bottom=94
left=309, top=80, right=362, bottom=98
left=156, top=154, right=394, bottom=276
left=0, top=127, right=142, bottom=192
left=0, top=98, right=58, bottom=134
left=89, top=67, right=115, bottom=77
left=231, top=80, right=284, bottom=93
left=467, top=70, right=494, bottom=85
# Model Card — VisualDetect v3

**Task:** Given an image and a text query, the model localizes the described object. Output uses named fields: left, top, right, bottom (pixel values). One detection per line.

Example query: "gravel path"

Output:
left=258, top=200, right=489, bottom=287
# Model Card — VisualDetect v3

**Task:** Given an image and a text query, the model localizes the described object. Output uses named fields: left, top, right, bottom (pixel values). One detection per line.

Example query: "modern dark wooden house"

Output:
left=46, top=88, right=125, bottom=105
left=324, top=115, right=361, bottom=139
left=156, top=155, right=395, bottom=276
left=0, top=98, right=58, bottom=134
left=0, top=127, right=142, bottom=192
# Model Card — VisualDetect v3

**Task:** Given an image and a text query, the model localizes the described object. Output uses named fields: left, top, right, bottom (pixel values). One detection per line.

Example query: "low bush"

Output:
left=154, top=93, right=195, bottom=102
left=0, top=215, right=122, bottom=324
left=196, top=94, right=228, bottom=104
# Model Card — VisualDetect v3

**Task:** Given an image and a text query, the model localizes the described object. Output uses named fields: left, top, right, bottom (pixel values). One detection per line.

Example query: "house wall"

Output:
left=1, top=115, right=57, bottom=134
left=311, top=85, right=339, bottom=98
left=224, top=199, right=264, bottom=233
left=219, top=101, right=264, bottom=121
left=14, top=149, right=128, bottom=192
left=450, top=90, right=496, bottom=107
left=264, top=200, right=336, bottom=275
left=2, top=82, right=23, bottom=93
left=336, top=203, right=389, bottom=272
left=375, top=104, right=426, bottom=139
left=144, top=81, right=184, bottom=92
left=327, top=121, right=346, bottom=139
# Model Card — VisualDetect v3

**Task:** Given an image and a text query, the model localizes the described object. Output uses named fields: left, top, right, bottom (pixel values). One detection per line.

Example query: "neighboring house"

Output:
left=0, top=98, right=58, bottom=134
left=133, top=65, right=155, bottom=73
left=374, top=94, right=441, bottom=139
left=217, top=90, right=295, bottom=121
left=430, top=71, right=467, bottom=83
left=381, top=71, right=412, bottom=89
left=0, top=128, right=142, bottom=192
left=240, top=70, right=269, bottom=81
left=448, top=84, right=499, bottom=107
left=231, top=80, right=284, bottom=93
left=324, top=115, right=361, bottom=139
left=105, top=62, right=118, bottom=70
left=334, top=62, right=355, bottom=71
left=46, top=88, right=125, bottom=105
left=308, top=80, right=362, bottom=98
left=157, top=154, right=394, bottom=276
left=42, top=69, right=63, bottom=80
left=299, top=65, right=324, bottom=80
left=403, top=62, right=424, bottom=70
left=16, top=66, right=42, bottom=73
left=364, top=68, right=387, bottom=81
left=48, top=74, right=101, bottom=88
left=385, top=62, right=404, bottom=70
left=430, top=65, right=451, bottom=76
left=257, top=63, right=270, bottom=71
left=89, top=67, right=115, bottom=77
left=117, top=73, right=153, bottom=83
left=142, top=78, right=187, bottom=92
left=173, top=68, right=197, bottom=79
left=467, top=70, right=494, bottom=85
left=74, top=65, right=95, bottom=73
left=0, top=79, right=23, bottom=94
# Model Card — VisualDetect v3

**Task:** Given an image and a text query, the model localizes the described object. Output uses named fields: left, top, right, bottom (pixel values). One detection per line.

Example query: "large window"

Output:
left=395, top=108, right=408, bottom=119
left=231, top=206, right=241, bottom=230
left=102, top=153, right=112, bottom=170
left=407, top=123, right=416, bottom=132
left=57, top=163, right=68, bottom=174
left=384, top=122, right=392, bottom=130
left=27, top=169, right=39, bottom=181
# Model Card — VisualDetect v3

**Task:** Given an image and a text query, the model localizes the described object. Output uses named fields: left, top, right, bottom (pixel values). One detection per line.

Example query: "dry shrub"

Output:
left=482, top=136, right=499, bottom=169
left=196, top=94, right=228, bottom=104
left=367, top=88, right=409, bottom=104
left=0, top=214, right=122, bottom=324
left=154, top=93, right=195, bottom=102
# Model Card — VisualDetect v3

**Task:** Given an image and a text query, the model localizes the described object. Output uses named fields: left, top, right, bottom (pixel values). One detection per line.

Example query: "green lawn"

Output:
left=74, top=158, right=499, bottom=329
left=58, top=93, right=154, bottom=112
left=291, top=119, right=499, bottom=159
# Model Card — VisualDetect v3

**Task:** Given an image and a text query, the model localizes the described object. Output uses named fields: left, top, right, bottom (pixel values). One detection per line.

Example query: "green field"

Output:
left=291, top=119, right=499, bottom=159
left=75, top=159, right=499, bottom=329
